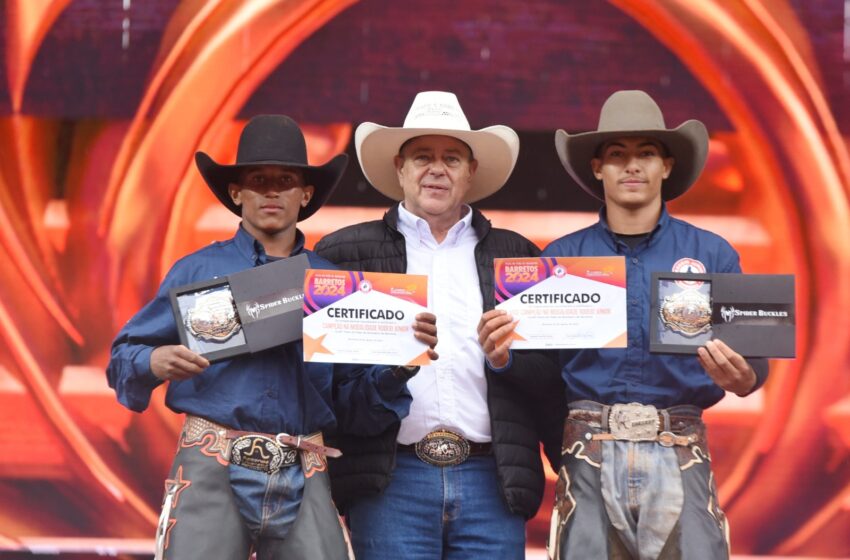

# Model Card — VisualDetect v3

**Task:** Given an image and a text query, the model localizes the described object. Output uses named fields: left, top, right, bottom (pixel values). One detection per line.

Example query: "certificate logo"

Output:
left=553, top=265, right=566, bottom=278
left=359, top=279, right=372, bottom=293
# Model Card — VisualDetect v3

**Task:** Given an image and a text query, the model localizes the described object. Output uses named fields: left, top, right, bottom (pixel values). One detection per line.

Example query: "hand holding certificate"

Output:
left=493, top=257, right=627, bottom=349
left=303, top=270, right=433, bottom=366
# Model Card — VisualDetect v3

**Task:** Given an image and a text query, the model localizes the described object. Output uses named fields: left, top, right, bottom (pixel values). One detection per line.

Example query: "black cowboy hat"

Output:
left=195, top=115, right=348, bottom=221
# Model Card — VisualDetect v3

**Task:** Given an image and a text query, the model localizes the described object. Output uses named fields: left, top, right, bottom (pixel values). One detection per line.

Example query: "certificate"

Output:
left=302, top=270, right=431, bottom=366
left=494, top=256, right=627, bottom=349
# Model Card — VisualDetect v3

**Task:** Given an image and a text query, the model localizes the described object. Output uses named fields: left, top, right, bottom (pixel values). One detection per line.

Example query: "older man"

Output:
left=480, top=90, right=770, bottom=559
left=107, top=115, right=436, bottom=560
left=315, top=91, right=563, bottom=559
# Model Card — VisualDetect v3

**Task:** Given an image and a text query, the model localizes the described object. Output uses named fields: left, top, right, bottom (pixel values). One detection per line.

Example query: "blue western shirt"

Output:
left=107, top=226, right=411, bottom=436
left=541, top=205, right=768, bottom=409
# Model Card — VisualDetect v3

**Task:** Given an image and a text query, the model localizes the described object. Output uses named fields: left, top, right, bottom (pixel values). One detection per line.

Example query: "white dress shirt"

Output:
left=395, top=203, right=490, bottom=444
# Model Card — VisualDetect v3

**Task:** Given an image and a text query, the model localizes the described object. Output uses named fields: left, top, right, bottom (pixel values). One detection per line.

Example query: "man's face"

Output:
left=228, top=165, right=314, bottom=238
left=394, top=135, right=478, bottom=221
left=591, top=136, right=673, bottom=211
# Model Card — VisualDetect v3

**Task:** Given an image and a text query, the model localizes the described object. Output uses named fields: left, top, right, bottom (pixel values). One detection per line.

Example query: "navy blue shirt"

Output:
left=541, top=205, right=768, bottom=409
left=107, top=226, right=411, bottom=436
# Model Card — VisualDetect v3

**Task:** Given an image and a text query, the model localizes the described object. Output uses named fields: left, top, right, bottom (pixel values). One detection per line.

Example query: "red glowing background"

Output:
left=0, top=0, right=848, bottom=557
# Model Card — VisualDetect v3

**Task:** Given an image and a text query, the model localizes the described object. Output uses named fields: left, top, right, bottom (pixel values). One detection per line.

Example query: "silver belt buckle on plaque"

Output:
left=185, top=289, right=242, bottom=342
left=415, top=430, right=470, bottom=467
left=659, top=289, right=711, bottom=336
left=229, top=435, right=298, bottom=473
left=608, top=403, right=660, bottom=441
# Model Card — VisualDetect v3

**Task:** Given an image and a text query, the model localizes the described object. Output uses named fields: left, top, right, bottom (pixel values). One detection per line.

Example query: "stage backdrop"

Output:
left=1, top=0, right=849, bottom=557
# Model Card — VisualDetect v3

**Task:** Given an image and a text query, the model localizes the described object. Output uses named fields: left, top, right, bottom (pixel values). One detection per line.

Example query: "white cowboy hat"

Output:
left=355, top=91, right=519, bottom=203
left=555, top=90, right=709, bottom=201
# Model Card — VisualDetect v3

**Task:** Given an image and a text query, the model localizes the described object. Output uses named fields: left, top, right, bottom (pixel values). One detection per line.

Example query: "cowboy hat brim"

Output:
left=194, top=152, right=348, bottom=221
left=355, top=123, right=519, bottom=203
left=554, top=120, right=708, bottom=201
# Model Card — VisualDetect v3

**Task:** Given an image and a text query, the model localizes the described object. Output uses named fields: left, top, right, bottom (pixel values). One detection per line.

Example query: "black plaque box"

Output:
left=169, top=253, right=309, bottom=362
left=650, top=272, right=795, bottom=358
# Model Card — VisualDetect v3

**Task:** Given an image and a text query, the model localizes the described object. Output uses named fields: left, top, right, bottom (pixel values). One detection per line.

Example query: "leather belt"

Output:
left=398, top=430, right=491, bottom=467
left=225, top=429, right=342, bottom=458
left=568, top=402, right=703, bottom=447
left=183, top=416, right=341, bottom=474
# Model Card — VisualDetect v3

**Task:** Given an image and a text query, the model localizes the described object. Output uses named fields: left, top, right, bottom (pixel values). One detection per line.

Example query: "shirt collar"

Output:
left=597, top=203, right=670, bottom=250
left=396, top=202, right=473, bottom=247
left=234, top=224, right=306, bottom=265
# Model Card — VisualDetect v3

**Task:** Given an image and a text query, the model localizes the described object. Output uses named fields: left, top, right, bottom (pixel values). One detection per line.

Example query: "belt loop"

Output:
left=660, top=410, right=671, bottom=432
left=601, top=404, right=611, bottom=432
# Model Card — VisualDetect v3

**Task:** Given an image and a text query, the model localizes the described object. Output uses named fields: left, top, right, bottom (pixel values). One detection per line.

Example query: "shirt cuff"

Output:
left=375, top=367, right=412, bottom=399
left=741, top=357, right=769, bottom=396
left=486, top=351, right=513, bottom=373
left=133, top=346, right=162, bottom=387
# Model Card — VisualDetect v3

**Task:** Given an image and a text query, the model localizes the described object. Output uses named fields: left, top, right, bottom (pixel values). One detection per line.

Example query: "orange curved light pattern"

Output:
left=611, top=0, right=850, bottom=554
left=0, top=0, right=848, bottom=555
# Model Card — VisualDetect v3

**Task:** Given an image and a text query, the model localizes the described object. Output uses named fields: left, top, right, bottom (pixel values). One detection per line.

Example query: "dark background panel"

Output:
left=20, top=0, right=180, bottom=118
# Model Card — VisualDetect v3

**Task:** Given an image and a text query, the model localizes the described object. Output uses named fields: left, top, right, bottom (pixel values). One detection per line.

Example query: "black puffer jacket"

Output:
left=315, top=205, right=565, bottom=519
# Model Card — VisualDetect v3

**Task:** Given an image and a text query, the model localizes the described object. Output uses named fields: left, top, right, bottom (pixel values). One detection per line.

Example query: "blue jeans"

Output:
left=156, top=421, right=352, bottom=559
left=227, top=460, right=304, bottom=539
left=551, top=403, right=729, bottom=560
left=347, top=452, right=526, bottom=559
left=600, top=440, right=684, bottom=559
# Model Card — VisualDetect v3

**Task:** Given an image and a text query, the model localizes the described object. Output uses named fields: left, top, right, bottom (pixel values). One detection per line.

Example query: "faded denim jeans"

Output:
left=155, top=425, right=352, bottom=560
left=550, top=402, right=729, bottom=560
left=601, top=440, right=684, bottom=559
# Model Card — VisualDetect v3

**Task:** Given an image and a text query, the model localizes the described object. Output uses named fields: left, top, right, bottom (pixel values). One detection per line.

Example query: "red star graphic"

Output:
left=164, top=465, right=192, bottom=509
left=163, top=518, right=177, bottom=551
left=303, top=333, right=333, bottom=361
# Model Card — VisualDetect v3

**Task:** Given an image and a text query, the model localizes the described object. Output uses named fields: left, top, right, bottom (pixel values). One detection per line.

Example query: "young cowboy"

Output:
left=479, top=90, right=769, bottom=559
left=107, top=115, right=436, bottom=560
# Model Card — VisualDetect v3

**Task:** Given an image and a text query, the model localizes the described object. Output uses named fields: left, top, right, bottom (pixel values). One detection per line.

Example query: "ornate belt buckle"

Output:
left=229, top=435, right=298, bottom=473
left=415, top=430, right=470, bottom=467
left=608, top=403, right=660, bottom=441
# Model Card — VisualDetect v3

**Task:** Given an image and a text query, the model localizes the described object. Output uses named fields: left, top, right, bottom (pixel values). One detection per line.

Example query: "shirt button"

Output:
left=631, top=257, right=639, bottom=264
left=266, top=390, right=274, bottom=398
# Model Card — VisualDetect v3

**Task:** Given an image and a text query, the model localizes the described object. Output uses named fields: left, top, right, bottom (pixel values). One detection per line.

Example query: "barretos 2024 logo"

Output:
left=671, top=258, right=706, bottom=288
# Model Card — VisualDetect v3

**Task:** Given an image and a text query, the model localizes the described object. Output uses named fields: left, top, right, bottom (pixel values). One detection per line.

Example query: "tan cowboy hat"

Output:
left=555, top=90, right=709, bottom=201
left=355, top=91, right=519, bottom=203
left=195, top=115, right=347, bottom=221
